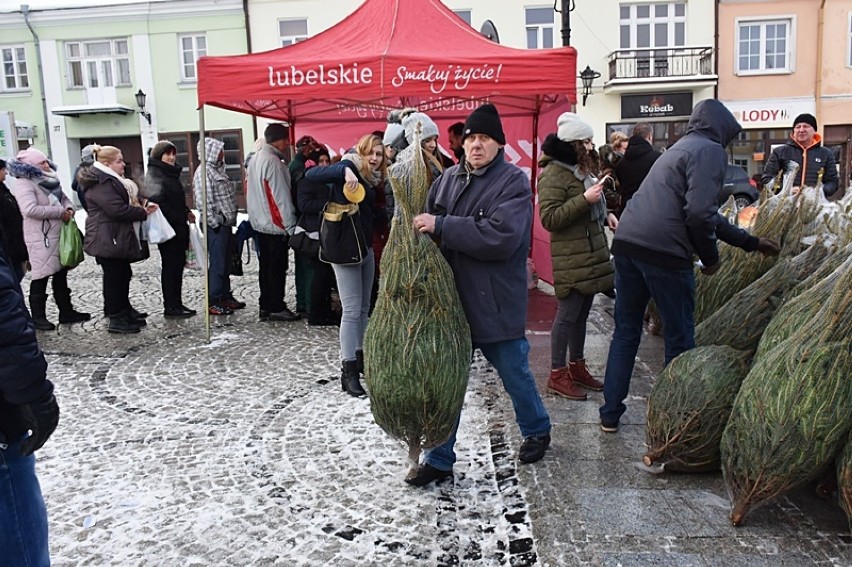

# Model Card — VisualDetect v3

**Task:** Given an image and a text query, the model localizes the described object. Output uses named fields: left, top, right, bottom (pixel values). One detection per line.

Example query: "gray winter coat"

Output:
left=427, top=149, right=531, bottom=344
left=613, top=99, right=758, bottom=269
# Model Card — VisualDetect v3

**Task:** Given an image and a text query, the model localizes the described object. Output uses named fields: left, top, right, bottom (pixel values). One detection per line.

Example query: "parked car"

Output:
left=719, top=164, right=760, bottom=208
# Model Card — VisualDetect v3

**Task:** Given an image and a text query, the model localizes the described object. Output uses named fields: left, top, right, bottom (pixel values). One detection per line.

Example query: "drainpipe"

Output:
left=714, top=0, right=719, bottom=99
left=21, top=4, right=52, bottom=158
left=816, top=0, right=826, bottom=128
left=242, top=0, right=258, bottom=141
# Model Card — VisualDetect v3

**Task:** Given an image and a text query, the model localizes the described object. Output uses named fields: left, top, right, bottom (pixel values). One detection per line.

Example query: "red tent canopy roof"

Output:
left=196, top=0, right=576, bottom=123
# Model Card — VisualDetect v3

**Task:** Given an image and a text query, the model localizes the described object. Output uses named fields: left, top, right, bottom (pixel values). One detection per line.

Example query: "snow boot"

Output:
left=29, top=292, right=56, bottom=331
left=55, top=288, right=92, bottom=324
left=341, top=360, right=366, bottom=397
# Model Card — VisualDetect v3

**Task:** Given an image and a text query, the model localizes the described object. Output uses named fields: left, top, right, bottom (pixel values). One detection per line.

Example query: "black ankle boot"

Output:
left=341, top=360, right=366, bottom=397
left=29, top=292, right=56, bottom=331
left=55, top=288, right=92, bottom=324
left=356, top=349, right=365, bottom=374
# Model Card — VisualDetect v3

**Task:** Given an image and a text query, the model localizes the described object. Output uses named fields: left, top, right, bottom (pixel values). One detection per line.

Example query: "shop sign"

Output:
left=722, top=99, right=816, bottom=129
left=621, top=93, right=693, bottom=119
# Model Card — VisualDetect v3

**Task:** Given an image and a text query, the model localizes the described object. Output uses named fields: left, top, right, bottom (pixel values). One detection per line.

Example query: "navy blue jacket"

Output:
left=304, top=160, right=376, bottom=247
left=0, top=224, right=52, bottom=441
left=427, top=149, right=530, bottom=344
left=612, top=99, right=758, bottom=270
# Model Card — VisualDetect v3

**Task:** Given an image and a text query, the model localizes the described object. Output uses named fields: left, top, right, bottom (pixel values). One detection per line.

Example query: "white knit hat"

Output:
left=402, top=112, right=439, bottom=145
left=383, top=123, right=404, bottom=146
left=556, top=112, right=594, bottom=143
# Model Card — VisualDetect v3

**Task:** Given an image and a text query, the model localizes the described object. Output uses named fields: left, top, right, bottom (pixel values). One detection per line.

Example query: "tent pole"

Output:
left=198, top=106, right=211, bottom=343
left=529, top=98, right=541, bottom=260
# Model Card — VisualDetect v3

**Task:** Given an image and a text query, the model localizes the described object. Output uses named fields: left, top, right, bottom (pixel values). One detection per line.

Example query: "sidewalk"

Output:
left=28, top=251, right=851, bottom=566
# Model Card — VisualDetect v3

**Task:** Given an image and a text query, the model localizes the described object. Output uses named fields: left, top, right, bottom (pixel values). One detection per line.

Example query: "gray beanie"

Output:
left=81, top=144, right=96, bottom=164
left=556, top=112, right=594, bottom=143
left=383, top=123, right=404, bottom=146
left=402, top=112, right=439, bottom=145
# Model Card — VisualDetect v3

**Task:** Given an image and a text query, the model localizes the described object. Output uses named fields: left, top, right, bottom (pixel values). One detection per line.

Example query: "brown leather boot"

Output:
left=546, top=368, right=587, bottom=400
left=569, top=359, right=604, bottom=391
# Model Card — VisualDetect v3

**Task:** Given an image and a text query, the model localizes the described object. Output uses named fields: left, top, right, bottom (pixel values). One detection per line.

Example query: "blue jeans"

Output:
left=207, top=225, right=231, bottom=304
left=425, top=338, right=552, bottom=471
left=600, top=255, right=695, bottom=426
left=332, top=249, right=375, bottom=361
left=0, top=436, right=50, bottom=566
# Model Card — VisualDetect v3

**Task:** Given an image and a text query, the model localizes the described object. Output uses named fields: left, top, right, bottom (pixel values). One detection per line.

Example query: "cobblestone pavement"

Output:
left=26, top=248, right=852, bottom=566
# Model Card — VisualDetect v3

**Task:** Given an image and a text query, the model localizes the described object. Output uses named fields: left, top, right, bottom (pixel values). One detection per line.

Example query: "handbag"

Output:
left=319, top=201, right=367, bottom=265
left=146, top=207, right=176, bottom=244
left=59, top=218, right=84, bottom=268
left=288, top=221, right=320, bottom=258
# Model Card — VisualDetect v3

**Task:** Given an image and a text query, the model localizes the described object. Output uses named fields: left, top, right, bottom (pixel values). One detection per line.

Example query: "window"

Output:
left=179, top=34, right=207, bottom=82
left=736, top=19, right=791, bottom=74
left=161, top=129, right=245, bottom=202
left=279, top=19, right=308, bottom=46
left=525, top=6, right=554, bottom=49
left=619, top=3, right=686, bottom=50
left=1, top=46, right=28, bottom=91
left=454, top=10, right=472, bottom=26
left=65, top=39, right=131, bottom=88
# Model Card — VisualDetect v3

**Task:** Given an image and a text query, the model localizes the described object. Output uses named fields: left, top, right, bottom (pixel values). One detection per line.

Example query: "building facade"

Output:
left=0, top=0, right=255, bottom=202
left=719, top=0, right=852, bottom=193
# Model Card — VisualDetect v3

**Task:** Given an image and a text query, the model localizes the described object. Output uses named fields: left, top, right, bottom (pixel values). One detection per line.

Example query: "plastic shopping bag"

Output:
left=185, top=224, right=204, bottom=270
left=146, top=207, right=176, bottom=244
left=59, top=218, right=84, bottom=268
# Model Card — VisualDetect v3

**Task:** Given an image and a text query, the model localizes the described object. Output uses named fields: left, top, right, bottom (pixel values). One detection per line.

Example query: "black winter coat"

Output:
left=612, top=99, right=758, bottom=270
left=0, top=224, right=52, bottom=442
left=145, top=159, right=189, bottom=243
left=614, top=136, right=660, bottom=216
left=760, top=137, right=839, bottom=197
left=0, top=182, right=28, bottom=265
left=78, top=168, right=148, bottom=261
left=297, top=176, right=332, bottom=233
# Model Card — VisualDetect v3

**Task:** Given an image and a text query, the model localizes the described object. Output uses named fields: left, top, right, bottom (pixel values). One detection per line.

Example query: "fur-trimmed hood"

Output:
left=6, top=158, right=55, bottom=180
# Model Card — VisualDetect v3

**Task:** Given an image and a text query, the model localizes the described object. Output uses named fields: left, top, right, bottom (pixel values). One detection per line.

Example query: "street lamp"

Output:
left=579, top=65, right=601, bottom=106
left=135, top=89, right=152, bottom=125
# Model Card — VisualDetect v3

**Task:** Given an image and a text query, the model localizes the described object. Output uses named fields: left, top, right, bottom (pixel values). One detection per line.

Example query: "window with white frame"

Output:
left=619, top=3, right=686, bottom=50
left=736, top=19, right=791, bottom=74
left=179, top=34, right=207, bottom=82
left=279, top=19, right=308, bottom=46
left=525, top=6, right=554, bottom=49
left=1, top=45, right=29, bottom=91
left=65, top=39, right=130, bottom=88
left=454, top=10, right=472, bottom=26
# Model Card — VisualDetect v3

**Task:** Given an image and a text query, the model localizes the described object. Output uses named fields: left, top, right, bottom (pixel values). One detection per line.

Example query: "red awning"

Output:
left=197, top=0, right=576, bottom=123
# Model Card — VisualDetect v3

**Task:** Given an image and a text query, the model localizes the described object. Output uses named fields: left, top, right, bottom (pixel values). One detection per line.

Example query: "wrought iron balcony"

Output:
left=607, top=46, right=715, bottom=82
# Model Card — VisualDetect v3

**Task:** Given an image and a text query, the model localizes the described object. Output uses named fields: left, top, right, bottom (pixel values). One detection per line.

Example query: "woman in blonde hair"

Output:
left=304, top=133, right=385, bottom=397
left=77, top=145, right=159, bottom=334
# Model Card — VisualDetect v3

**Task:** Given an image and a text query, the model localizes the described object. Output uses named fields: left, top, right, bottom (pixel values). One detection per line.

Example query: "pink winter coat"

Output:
left=11, top=175, right=72, bottom=280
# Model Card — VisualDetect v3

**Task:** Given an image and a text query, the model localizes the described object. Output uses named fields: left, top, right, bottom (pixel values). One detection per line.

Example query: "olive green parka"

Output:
left=538, top=154, right=614, bottom=298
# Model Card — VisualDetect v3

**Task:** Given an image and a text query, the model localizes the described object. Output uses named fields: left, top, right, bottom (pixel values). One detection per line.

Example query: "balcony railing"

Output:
left=607, top=46, right=715, bottom=81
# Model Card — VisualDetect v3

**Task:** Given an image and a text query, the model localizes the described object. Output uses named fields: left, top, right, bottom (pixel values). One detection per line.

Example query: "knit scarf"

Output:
left=341, top=153, right=383, bottom=187
left=542, top=134, right=607, bottom=228
left=37, top=169, right=64, bottom=204
left=92, top=160, right=145, bottom=241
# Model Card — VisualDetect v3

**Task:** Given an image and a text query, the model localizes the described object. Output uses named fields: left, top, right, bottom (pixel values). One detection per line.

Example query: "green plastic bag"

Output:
left=59, top=218, right=84, bottom=269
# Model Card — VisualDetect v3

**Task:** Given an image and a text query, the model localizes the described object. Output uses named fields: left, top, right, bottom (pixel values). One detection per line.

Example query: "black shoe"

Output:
left=129, top=307, right=148, bottom=319
left=108, top=317, right=142, bottom=334
left=266, top=306, right=301, bottom=322
left=164, top=307, right=195, bottom=319
left=518, top=434, right=551, bottom=464
left=405, top=463, right=453, bottom=487
left=308, top=317, right=337, bottom=326
left=58, top=310, right=92, bottom=324
left=33, top=317, right=56, bottom=331
left=179, top=305, right=197, bottom=315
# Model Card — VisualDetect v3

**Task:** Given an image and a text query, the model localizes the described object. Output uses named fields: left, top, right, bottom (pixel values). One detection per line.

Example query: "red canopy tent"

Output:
left=193, top=0, right=577, bottom=335
left=197, top=0, right=576, bottom=124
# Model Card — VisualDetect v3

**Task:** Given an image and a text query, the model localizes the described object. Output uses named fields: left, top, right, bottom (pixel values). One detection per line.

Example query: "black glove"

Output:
left=18, top=393, right=60, bottom=456
left=756, top=238, right=781, bottom=257
left=701, top=262, right=721, bottom=276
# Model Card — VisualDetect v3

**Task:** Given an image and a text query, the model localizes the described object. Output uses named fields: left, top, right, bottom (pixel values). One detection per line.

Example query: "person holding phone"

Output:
left=537, top=112, right=618, bottom=401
